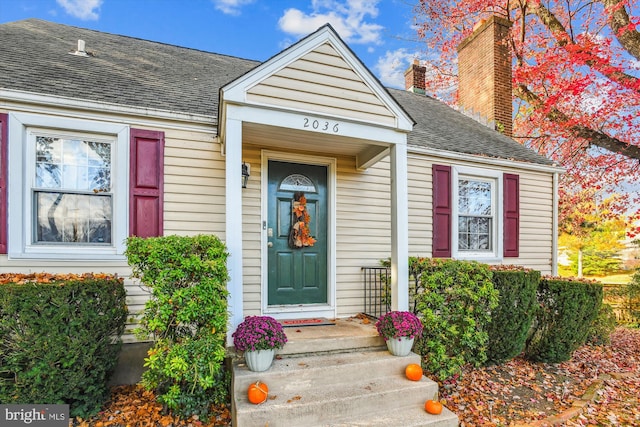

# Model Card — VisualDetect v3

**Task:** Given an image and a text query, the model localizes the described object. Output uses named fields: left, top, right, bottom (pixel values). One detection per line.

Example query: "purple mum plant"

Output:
left=375, top=311, right=423, bottom=340
left=232, top=315, right=288, bottom=352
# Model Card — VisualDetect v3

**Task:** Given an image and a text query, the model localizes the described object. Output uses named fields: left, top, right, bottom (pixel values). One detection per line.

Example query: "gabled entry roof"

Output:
left=221, top=24, right=414, bottom=133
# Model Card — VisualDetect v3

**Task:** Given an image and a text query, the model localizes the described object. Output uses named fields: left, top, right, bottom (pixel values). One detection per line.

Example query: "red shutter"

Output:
left=503, top=173, right=520, bottom=257
left=0, top=113, right=7, bottom=254
left=432, top=164, right=452, bottom=258
left=130, top=128, right=164, bottom=238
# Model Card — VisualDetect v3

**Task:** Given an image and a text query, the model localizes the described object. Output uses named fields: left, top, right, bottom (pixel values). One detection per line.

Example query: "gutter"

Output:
left=408, top=144, right=566, bottom=174
left=0, top=89, right=216, bottom=132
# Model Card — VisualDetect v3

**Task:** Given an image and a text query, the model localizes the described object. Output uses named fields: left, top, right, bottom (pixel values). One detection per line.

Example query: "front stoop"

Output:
left=231, top=329, right=459, bottom=427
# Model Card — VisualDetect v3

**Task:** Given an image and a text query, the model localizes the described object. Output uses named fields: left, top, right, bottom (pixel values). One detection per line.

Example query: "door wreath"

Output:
left=288, top=191, right=316, bottom=248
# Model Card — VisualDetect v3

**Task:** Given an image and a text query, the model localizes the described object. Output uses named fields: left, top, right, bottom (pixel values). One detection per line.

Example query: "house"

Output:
left=0, top=17, right=561, bottom=349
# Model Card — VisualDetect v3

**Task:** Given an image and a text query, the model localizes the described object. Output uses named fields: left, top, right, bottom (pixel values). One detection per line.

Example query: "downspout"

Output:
left=552, top=172, right=559, bottom=276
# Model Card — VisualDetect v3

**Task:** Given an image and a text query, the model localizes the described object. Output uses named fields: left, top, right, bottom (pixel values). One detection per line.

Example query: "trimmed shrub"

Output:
left=0, top=274, right=127, bottom=418
left=486, top=266, right=540, bottom=364
left=586, top=303, right=617, bottom=345
left=126, top=234, right=229, bottom=419
left=525, top=277, right=602, bottom=362
left=412, top=258, right=499, bottom=381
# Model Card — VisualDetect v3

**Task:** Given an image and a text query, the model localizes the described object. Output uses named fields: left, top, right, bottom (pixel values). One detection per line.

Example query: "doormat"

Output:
left=279, top=318, right=335, bottom=327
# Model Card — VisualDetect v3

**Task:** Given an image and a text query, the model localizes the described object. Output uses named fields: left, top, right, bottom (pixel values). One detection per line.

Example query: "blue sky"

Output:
left=0, top=0, right=425, bottom=89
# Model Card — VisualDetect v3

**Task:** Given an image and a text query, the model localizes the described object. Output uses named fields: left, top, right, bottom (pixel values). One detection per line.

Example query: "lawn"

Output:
left=77, top=328, right=639, bottom=426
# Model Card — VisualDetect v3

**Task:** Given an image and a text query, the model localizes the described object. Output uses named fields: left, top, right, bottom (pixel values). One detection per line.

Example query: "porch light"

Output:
left=242, top=162, right=250, bottom=188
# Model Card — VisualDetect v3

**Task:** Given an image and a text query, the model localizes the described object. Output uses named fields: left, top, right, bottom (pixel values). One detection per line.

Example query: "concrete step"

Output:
left=277, top=320, right=385, bottom=356
left=234, top=372, right=446, bottom=426
left=230, top=318, right=458, bottom=426
left=330, top=405, right=459, bottom=427
left=233, top=349, right=427, bottom=395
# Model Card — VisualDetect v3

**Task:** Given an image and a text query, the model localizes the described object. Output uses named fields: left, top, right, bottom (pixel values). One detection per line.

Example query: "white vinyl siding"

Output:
left=408, top=154, right=555, bottom=274
left=247, top=43, right=396, bottom=126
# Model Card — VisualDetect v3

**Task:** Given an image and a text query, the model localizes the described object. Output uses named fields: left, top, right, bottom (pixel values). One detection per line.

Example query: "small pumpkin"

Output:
left=425, top=399, right=443, bottom=415
left=248, top=381, right=269, bottom=404
left=405, top=363, right=423, bottom=381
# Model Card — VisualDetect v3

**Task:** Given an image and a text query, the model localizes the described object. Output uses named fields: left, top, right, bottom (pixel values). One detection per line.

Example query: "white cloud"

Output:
left=374, top=48, right=415, bottom=88
left=56, top=0, right=102, bottom=20
left=278, top=0, right=383, bottom=45
left=212, top=0, right=255, bottom=16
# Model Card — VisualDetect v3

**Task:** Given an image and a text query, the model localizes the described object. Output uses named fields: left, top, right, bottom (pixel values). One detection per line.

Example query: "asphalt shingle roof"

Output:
left=0, top=18, right=553, bottom=166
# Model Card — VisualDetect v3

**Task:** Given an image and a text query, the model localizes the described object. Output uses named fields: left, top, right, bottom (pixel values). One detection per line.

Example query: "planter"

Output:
left=244, top=349, right=275, bottom=372
left=386, top=336, right=414, bottom=356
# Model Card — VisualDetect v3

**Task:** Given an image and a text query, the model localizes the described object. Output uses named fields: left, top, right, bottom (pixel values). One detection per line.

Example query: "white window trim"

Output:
left=8, top=112, right=129, bottom=260
left=452, top=166, right=503, bottom=262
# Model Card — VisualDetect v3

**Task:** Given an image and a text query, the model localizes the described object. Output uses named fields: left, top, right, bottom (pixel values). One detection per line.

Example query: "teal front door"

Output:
left=267, top=160, right=328, bottom=306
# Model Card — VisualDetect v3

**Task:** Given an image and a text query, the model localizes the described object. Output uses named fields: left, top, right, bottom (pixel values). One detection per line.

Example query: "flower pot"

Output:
left=244, top=349, right=275, bottom=372
left=386, top=336, right=414, bottom=356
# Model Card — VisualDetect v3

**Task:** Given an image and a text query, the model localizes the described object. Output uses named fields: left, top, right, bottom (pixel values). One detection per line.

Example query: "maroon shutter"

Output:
left=503, top=173, right=520, bottom=257
left=0, top=113, right=7, bottom=254
left=432, top=164, right=452, bottom=258
left=130, top=128, right=164, bottom=237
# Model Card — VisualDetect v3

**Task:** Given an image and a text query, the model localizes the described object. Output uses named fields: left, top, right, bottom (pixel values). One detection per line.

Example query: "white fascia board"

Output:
left=408, top=145, right=566, bottom=174
left=220, top=25, right=413, bottom=132
left=0, top=89, right=215, bottom=132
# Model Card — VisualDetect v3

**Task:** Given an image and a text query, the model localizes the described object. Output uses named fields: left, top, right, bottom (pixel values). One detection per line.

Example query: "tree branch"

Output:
left=529, top=2, right=640, bottom=92
left=599, top=0, right=640, bottom=61
left=514, top=83, right=640, bottom=160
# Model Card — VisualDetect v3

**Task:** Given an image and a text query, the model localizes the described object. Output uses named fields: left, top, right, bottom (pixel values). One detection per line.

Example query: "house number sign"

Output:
left=303, top=117, right=340, bottom=133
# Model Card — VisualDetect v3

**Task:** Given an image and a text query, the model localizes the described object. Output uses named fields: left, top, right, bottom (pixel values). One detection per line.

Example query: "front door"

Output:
left=267, top=160, right=328, bottom=306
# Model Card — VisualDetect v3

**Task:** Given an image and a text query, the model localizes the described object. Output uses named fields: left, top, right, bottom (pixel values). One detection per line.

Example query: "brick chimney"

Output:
left=404, top=59, right=426, bottom=95
left=457, top=16, right=513, bottom=137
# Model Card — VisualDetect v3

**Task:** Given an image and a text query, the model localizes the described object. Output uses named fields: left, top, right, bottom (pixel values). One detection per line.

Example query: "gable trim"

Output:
left=221, top=25, right=413, bottom=132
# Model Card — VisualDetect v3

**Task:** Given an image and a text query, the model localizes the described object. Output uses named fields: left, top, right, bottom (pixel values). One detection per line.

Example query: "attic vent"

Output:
left=69, top=39, right=92, bottom=57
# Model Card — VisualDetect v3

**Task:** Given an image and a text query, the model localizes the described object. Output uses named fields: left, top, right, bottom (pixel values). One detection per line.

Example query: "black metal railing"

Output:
left=362, top=266, right=391, bottom=318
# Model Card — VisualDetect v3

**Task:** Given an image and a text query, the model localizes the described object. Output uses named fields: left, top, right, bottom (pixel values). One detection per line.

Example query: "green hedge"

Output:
left=126, top=234, right=229, bottom=419
left=0, top=275, right=127, bottom=418
left=486, top=267, right=540, bottom=364
left=525, top=277, right=602, bottom=362
left=586, top=303, right=617, bottom=345
left=411, top=258, right=499, bottom=380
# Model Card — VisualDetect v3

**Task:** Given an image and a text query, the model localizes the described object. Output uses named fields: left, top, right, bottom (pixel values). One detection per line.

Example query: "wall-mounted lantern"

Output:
left=242, top=162, right=250, bottom=189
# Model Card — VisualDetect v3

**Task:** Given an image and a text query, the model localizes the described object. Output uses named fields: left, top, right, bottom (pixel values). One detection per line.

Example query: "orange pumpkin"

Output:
left=424, top=399, right=443, bottom=415
left=247, top=381, right=269, bottom=404
left=405, top=363, right=423, bottom=381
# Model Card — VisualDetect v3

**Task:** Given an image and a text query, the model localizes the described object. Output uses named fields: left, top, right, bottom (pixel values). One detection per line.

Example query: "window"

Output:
left=8, top=113, right=129, bottom=260
left=433, top=164, right=518, bottom=260
left=34, top=133, right=113, bottom=245
left=457, top=177, right=494, bottom=252
left=453, top=167, right=501, bottom=259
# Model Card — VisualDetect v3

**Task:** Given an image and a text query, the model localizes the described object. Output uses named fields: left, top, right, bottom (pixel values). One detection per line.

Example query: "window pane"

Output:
left=35, top=192, right=112, bottom=244
left=458, top=216, right=492, bottom=251
left=36, top=163, right=61, bottom=188
left=35, top=136, right=111, bottom=191
left=458, top=179, right=492, bottom=215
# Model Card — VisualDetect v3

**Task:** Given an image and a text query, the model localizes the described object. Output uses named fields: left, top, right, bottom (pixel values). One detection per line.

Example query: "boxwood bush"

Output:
left=411, top=258, right=499, bottom=380
left=0, top=274, right=127, bottom=418
left=485, top=266, right=540, bottom=364
left=126, top=234, right=229, bottom=419
left=525, top=277, right=602, bottom=362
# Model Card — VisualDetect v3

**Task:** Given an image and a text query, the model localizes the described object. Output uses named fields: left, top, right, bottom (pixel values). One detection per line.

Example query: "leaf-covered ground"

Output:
left=441, top=327, right=640, bottom=426
left=77, top=328, right=639, bottom=426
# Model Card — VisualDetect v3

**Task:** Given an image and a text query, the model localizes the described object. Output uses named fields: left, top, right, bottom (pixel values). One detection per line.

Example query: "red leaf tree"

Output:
left=413, top=0, right=640, bottom=231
